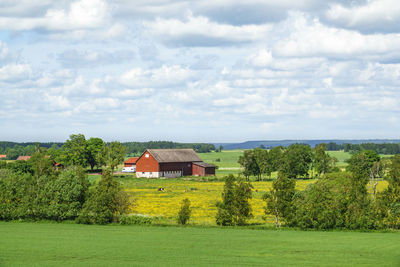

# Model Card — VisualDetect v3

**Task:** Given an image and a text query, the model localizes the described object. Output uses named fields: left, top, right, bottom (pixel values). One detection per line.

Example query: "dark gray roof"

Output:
left=147, top=149, right=203, bottom=163
left=193, top=161, right=215, bottom=168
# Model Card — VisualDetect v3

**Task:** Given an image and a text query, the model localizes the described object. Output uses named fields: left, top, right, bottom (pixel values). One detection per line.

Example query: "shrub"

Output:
left=178, top=198, right=191, bottom=225
left=119, top=215, right=153, bottom=225
left=78, top=169, right=130, bottom=225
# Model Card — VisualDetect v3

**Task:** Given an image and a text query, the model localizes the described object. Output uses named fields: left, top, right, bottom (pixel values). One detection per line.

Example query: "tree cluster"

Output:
left=239, top=144, right=337, bottom=180
left=0, top=146, right=131, bottom=224
left=264, top=150, right=400, bottom=230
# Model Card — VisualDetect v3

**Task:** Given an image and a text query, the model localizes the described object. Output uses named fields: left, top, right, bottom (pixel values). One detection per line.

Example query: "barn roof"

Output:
left=0, top=155, right=6, bottom=159
left=193, top=161, right=215, bottom=168
left=16, top=156, right=31, bottom=161
left=147, top=149, right=202, bottom=163
left=124, top=157, right=139, bottom=164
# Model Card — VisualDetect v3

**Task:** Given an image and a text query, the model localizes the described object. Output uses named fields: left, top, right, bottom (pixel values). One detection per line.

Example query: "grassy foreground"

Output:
left=1, top=222, right=400, bottom=266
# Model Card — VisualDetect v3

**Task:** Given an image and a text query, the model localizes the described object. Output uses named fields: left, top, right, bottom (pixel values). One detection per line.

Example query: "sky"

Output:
left=0, top=0, right=399, bottom=143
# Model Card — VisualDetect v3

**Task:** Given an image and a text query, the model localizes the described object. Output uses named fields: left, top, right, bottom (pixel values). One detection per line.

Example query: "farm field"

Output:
left=116, top=176, right=388, bottom=225
left=1, top=222, right=399, bottom=266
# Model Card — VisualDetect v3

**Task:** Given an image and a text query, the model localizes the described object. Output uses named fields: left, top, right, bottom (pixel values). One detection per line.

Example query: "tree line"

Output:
left=325, top=142, right=400, bottom=155
left=231, top=144, right=400, bottom=229
left=0, top=140, right=216, bottom=160
left=0, top=146, right=131, bottom=224
left=123, top=141, right=215, bottom=155
left=238, top=143, right=339, bottom=180
left=264, top=150, right=400, bottom=230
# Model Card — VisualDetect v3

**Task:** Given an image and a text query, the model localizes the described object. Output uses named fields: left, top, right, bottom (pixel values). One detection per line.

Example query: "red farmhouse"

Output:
left=136, top=149, right=215, bottom=178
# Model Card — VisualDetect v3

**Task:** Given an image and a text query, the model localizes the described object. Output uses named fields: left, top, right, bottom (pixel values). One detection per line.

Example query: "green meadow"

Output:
left=1, top=222, right=399, bottom=266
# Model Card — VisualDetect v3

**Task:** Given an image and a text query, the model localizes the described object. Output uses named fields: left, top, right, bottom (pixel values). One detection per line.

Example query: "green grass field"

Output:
left=199, top=150, right=243, bottom=168
left=1, top=222, right=399, bottom=266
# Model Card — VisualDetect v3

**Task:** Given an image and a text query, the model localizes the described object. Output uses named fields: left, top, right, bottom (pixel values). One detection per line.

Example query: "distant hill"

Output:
left=214, top=140, right=400, bottom=150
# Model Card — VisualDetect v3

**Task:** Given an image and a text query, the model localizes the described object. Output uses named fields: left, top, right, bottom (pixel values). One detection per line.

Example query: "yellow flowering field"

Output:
left=124, top=178, right=389, bottom=225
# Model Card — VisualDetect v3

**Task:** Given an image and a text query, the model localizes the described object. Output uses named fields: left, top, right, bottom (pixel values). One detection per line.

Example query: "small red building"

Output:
left=16, top=156, right=31, bottom=161
left=136, top=149, right=215, bottom=178
left=123, top=157, right=138, bottom=172
left=0, top=155, right=6, bottom=160
left=124, top=157, right=138, bottom=167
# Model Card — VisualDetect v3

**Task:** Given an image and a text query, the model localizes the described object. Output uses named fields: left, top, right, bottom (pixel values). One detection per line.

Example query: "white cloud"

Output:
left=274, top=12, right=400, bottom=58
left=0, top=0, right=110, bottom=31
left=0, top=63, right=32, bottom=82
left=119, top=65, right=193, bottom=88
left=326, top=0, right=400, bottom=33
left=144, top=12, right=272, bottom=46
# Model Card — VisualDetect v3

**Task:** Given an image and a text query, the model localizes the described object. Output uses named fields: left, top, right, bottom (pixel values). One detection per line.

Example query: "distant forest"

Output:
left=0, top=141, right=215, bottom=159
left=1, top=140, right=400, bottom=160
left=122, top=141, right=215, bottom=155
left=325, top=142, right=400, bottom=155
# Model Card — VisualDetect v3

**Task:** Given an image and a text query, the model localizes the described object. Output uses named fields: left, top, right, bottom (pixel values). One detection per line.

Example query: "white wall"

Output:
left=136, top=172, right=160, bottom=178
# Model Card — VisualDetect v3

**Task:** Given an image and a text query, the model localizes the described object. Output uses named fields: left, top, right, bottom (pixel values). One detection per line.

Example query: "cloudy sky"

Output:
left=0, top=0, right=399, bottom=142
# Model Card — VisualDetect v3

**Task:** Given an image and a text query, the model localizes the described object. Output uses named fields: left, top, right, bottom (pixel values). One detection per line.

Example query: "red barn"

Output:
left=136, top=149, right=215, bottom=178
left=0, top=155, right=6, bottom=160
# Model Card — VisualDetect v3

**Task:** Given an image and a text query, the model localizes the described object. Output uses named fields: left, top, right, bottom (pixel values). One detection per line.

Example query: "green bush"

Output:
left=119, top=215, right=152, bottom=225
left=78, top=169, right=130, bottom=225
left=178, top=198, right=191, bottom=225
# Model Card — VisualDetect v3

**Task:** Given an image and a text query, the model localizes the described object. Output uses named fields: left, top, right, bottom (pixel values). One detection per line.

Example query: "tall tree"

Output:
left=77, top=168, right=130, bottom=224
left=28, top=145, right=53, bottom=179
left=86, top=137, right=105, bottom=171
left=263, top=172, right=296, bottom=227
left=345, top=151, right=378, bottom=229
left=313, top=143, right=337, bottom=178
left=253, top=148, right=271, bottom=181
left=60, top=134, right=88, bottom=168
left=376, top=154, right=400, bottom=228
left=102, top=141, right=127, bottom=173
left=216, top=175, right=253, bottom=226
left=238, top=150, right=260, bottom=180
left=280, top=144, right=312, bottom=179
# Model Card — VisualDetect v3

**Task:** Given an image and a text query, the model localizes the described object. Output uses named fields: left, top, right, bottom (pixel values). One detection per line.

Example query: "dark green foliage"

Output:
left=0, top=166, right=89, bottom=221
left=290, top=171, right=379, bottom=230
left=375, top=154, right=400, bottom=228
left=86, top=137, right=105, bottom=171
left=46, top=167, right=89, bottom=220
left=263, top=172, right=296, bottom=227
left=313, top=143, right=337, bottom=177
left=292, top=173, right=351, bottom=229
left=119, top=215, right=153, bottom=225
left=280, top=144, right=312, bottom=178
left=77, top=169, right=130, bottom=224
left=238, top=150, right=260, bottom=180
left=0, top=169, right=33, bottom=220
left=123, top=141, right=215, bottom=155
left=102, top=141, right=127, bottom=172
left=216, top=175, right=253, bottom=226
left=6, top=160, right=33, bottom=174
left=60, top=134, right=89, bottom=168
left=177, top=198, right=191, bottom=225
left=0, top=160, right=6, bottom=168
left=29, top=146, right=54, bottom=178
